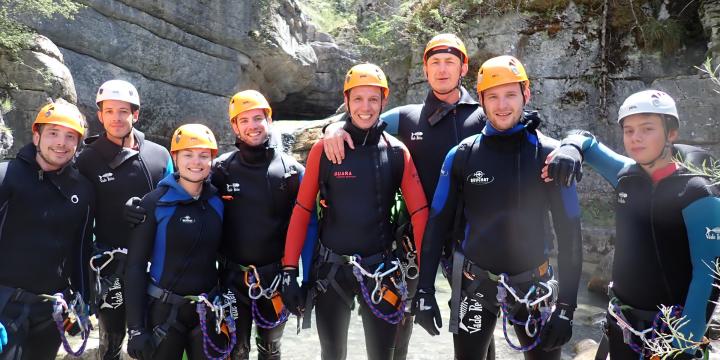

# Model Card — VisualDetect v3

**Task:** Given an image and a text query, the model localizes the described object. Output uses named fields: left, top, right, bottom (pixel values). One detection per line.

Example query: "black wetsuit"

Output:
left=419, top=120, right=583, bottom=360
left=125, top=174, right=227, bottom=359
left=0, top=144, right=94, bottom=360
left=211, top=135, right=304, bottom=360
left=283, top=119, right=428, bottom=360
left=76, top=129, right=171, bottom=360
left=567, top=136, right=720, bottom=359
left=380, top=87, right=489, bottom=359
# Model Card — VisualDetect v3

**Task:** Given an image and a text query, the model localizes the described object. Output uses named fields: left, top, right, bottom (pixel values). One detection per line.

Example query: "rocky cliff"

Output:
left=5, top=0, right=353, bottom=152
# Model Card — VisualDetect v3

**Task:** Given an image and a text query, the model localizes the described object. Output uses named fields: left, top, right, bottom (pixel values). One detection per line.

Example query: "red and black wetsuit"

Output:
left=283, top=118, right=428, bottom=360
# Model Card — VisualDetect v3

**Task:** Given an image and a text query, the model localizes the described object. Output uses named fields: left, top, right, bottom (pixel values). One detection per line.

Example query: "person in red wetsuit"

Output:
left=279, top=63, right=429, bottom=360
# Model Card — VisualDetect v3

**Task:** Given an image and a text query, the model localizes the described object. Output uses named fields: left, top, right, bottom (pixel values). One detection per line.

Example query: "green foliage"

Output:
left=0, top=0, right=82, bottom=55
left=297, top=0, right=357, bottom=35
left=580, top=197, right=614, bottom=227
left=641, top=17, right=684, bottom=55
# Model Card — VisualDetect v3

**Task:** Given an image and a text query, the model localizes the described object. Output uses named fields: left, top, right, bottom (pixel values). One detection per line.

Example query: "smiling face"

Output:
left=480, top=82, right=529, bottom=131
left=173, top=148, right=213, bottom=184
left=622, top=113, right=678, bottom=165
left=345, top=85, right=387, bottom=130
left=33, top=124, right=80, bottom=171
left=231, top=108, right=270, bottom=147
left=97, top=99, right=138, bottom=146
left=424, top=52, right=468, bottom=95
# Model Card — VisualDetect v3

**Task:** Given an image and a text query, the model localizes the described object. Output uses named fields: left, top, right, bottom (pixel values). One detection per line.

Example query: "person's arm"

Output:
left=548, top=182, right=583, bottom=308
left=398, top=144, right=428, bottom=260
left=417, top=143, right=463, bottom=292
left=677, top=193, right=720, bottom=353
left=282, top=141, right=322, bottom=268
left=539, top=179, right=584, bottom=350
left=322, top=108, right=401, bottom=164
left=294, top=163, right=319, bottom=284
left=124, top=195, right=159, bottom=330
left=544, top=132, right=634, bottom=188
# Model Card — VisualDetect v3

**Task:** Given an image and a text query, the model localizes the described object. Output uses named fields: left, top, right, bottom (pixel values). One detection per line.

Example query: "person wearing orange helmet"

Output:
left=321, top=33, right=495, bottom=360
left=280, top=63, right=429, bottom=360
left=213, top=90, right=306, bottom=360
left=122, top=90, right=311, bottom=359
left=412, top=55, right=583, bottom=359
left=124, top=124, right=233, bottom=360
left=75, top=79, right=173, bottom=360
left=0, top=100, right=95, bottom=359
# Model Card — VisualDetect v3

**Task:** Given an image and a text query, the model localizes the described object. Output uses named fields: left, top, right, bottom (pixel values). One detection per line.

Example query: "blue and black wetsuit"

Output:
left=419, top=119, right=583, bottom=360
left=564, top=135, right=720, bottom=359
left=76, top=128, right=171, bottom=360
left=0, top=143, right=94, bottom=360
left=211, top=133, right=309, bottom=360
left=125, top=173, right=226, bottom=359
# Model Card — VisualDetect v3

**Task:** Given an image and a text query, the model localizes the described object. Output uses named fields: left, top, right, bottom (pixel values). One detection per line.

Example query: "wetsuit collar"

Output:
left=424, top=86, right=478, bottom=127
left=234, top=130, right=279, bottom=167
left=343, top=114, right=387, bottom=147
left=650, top=162, right=679, bottom=184
left=482, top=122, right=525, bottom=137
left=83, top=128, right=144, bottom=169
left=157, top=173, right=217, bottom=204
left=17, top=143, right=73, bottom=176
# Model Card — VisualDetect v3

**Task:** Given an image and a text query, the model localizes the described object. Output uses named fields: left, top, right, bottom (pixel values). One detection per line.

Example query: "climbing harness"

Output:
left=243, top=265, right=289, bottom=329
left=194, top=293, right=237, bottom=360
left=606, top=295, right=684, bottom=357
left=49, top=292, right=92, bottom=357
left=89, top=247, right=127, bottom=308
left=349, top=254, right=408, bottom=325
left=495, top=273, right=557, bottom=351
left=146, top=284, right=236, bottom=359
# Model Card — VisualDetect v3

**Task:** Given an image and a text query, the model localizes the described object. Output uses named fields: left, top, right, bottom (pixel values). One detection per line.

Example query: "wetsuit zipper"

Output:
left=137, top=153, right=154, bottom=191
left=649, top=179, right=675, bottom=301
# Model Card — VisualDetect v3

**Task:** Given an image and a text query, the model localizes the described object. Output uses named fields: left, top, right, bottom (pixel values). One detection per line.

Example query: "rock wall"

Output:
left=0, top=35, right=77, bottom=152
left=8, top=0, right=353, bottom=153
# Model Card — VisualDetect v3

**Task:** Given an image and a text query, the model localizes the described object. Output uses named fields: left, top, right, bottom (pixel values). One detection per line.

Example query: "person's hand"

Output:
left=323, top=121, right=353, bottom=164
left=540, top=303, right=575, bottom=351
left=412, top=289, right=442, bottom=336
left=126, top=328, right=155, bottom=360
left=280, top=267, right=304, bottom=316
left=542, top=145, right=583, bottom=187
left=0, top=321, right=7, bottom=353
left=124, top=197, right=146, bottom=228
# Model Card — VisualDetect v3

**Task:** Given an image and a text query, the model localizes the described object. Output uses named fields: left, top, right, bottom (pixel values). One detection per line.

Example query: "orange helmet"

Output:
left=170, top=124, right=218, bottom=157
left=33, top=101, right=86, bottom=137
left=229, top=90, right=272, bottom=121
left=476, top=55, right=529, bottom=94
left=423, top=34, right=468, bottom=65
left=343, top=63, right=389, bottom=98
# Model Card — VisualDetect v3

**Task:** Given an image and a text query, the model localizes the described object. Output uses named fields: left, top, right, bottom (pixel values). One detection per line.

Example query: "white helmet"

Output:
left=96, top=80, right=140, bottom=109
left=617, top=90, right=678, bottom=127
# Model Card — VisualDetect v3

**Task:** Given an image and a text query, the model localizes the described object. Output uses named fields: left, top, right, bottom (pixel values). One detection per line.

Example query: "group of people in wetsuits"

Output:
left=0, top=32, right=717, bottom=360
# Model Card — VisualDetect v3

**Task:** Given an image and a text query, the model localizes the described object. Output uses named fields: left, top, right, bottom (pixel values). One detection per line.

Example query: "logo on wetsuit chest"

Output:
left=617, top=192, right=628, bottom=204
left=706, top=227, right=720, bottom=240
left=467, top=170, right=494, bottom=185
left=333, top=170, right=356, bottom=179
left=226, top=183, right=240, bottom=193
left=98, top=172, right=115, bottom=183
left=181, top=215, right=195, bottom=224
left=411, top=132, right=423, bottom=141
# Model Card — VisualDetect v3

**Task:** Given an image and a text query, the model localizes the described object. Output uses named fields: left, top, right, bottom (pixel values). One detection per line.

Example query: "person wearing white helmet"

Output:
left=75, top=79, right=173, bottom=360
left=544, top=90, right=720, bottom=359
